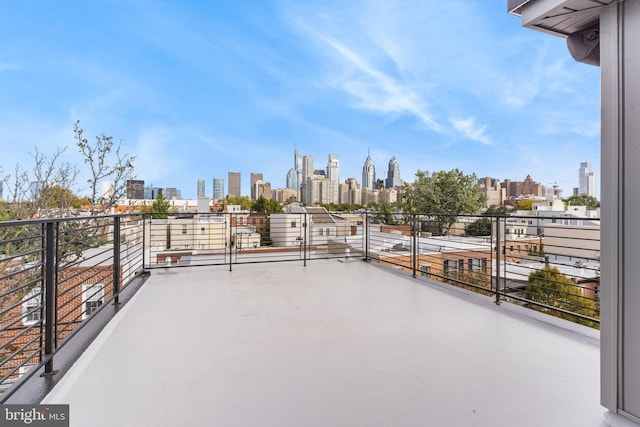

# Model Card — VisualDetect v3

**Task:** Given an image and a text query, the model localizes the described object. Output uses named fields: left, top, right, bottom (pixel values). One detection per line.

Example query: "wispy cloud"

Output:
left=450, top=117, right=492, bottom=145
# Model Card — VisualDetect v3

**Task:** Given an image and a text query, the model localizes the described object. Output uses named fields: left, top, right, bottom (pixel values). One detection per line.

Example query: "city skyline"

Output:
left=0, top=2, right=600, bottom=199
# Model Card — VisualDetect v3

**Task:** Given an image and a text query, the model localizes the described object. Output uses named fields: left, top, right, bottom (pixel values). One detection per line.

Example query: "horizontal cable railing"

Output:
left=365, top=213, right=600, bottom=328
left=0, top=209, right=600, bottom=399
left=0, top=213, right=145, bottom=399
left=144, top=212, right=366, bottom=269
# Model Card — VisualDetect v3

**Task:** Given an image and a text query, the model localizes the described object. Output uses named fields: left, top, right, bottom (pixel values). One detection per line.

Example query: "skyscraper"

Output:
left=250, top=173, right=263, bottom=200
left=302, top=155, right=313, bottom=181
left=126, top=180, right=145, bottom=199
left=197, top=179, right=206, bottom=198
left=286, top=168, right=298, bottom=190
left=295, top=149, right=303, bottom=190
left=228, top=172, right=241, bottom=198
left=213, top=178, right=224, bottom=199
left=386, top=156, right=401, bottom=188
left=327, top=154, right=339, bottom=183
left=578, top=162, right=596, bottom=197
left=362, top=150, right=376, bottom=190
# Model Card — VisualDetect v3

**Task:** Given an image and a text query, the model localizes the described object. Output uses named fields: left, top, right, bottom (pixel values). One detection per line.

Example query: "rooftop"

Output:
left=42, top=259, right=604, bottom=427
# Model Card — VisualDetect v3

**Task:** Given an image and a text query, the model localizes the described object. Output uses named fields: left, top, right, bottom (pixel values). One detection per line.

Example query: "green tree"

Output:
left=39, top=185, right=78, bottom=209
left=253, top=196, right=283, bottom=213
left=514, top=199, right=534, bottom=210
left=564, top=195, right=599, bottom=210
left=227, top=196, right=254, bottom=211
left=402, top=169, right=485, bottom=235
left=464, top=217, right=492, bottom=236
left=525, top=266, right=598, bottom=327
left=484, top=205, right=508, bottom=216
left=151, top=194, right=171, bottom=219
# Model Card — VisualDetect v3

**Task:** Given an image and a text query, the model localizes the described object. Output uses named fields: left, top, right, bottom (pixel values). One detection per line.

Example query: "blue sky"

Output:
left=0, top=0, right=600, bottom=199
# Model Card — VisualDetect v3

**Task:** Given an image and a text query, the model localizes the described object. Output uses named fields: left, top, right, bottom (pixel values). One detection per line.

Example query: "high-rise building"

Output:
left=126, top=180, right=145, bottom=200
left=250, top=173, right=264, bottom=200
left=197, top=179, right=206, bottom=198
left=286, top=168, right=298, bottom=190
left=101, top=181, right=114, bottom=202
left=386, top=157, right=401, bottom=188
left=478, top=177, right=505, bottom=208
left=144, top=187, right=163, bottom=200
left=578, top=162, right=596, bottom=197
left=339, top=178, right=361, bottom=205
left=164, top=188, right=181, bottom=200
left=213, top=178, right=224, bottom=200
left=501, top=175, right=543, bottom=198
left=295, top=149, right=303, bottom=190
left=302, top=175, right=335, bottom=205
left=362, top=150, right=376, bottom=190
left=228, top=172, right=241, bottom=198
left=327, top=154, right=339, bottom=184
left=302, top=155, right=314, bottom=181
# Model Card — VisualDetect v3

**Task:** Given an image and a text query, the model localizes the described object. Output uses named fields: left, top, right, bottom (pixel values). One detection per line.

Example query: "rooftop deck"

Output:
left=42, top=259, right=604, bottom=427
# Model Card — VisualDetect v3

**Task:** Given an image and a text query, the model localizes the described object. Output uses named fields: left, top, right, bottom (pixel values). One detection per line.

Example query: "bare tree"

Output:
left=74, top=120, right=135, bottom=214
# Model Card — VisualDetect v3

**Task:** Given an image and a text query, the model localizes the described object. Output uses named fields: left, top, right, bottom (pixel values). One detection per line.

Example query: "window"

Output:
left=444, top=259, right=458, bottom=277
left=291, top=221, right=297, bottom=228
left=482, top=258, right=488, bottom=273
left=200, top=227, right=205, bottom=236
left=252, top=218, right=256, bottom=225
left=420, top=265, right=431, bottom=278
left=319, top=228, right=324, bottom=236
left=22, top=288, right=42, bottom=326
left=260, top=218, right=264, bottom=225
left=82, top=283, right=104, bottom=320
left=468, top=258, right=482, bottom=273
left=326, top=228, right=331, bottom=236
left=458, top=259, right=464, bottom=272
left=181, top=225, right=187, bottom=235
left=199, top=243, right=205, bottom=250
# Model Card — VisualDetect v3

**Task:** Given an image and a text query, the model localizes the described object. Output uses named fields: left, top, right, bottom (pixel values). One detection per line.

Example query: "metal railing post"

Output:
left=142, top=215, right=146, bottom=272
left=43, top=221, right=56, bottom=375
left=495, top=216, right=501, bottom=305
left=412, top=215, right=417, bottom=277
left=229, top=213, right=233, bottom=272
left=303, top=213, right=307, bottom=267
left=113, top=216, right=121, bottom=305
left=365, top=212, right=369, bottom=261
left=38, top=223, right=45, bottom=364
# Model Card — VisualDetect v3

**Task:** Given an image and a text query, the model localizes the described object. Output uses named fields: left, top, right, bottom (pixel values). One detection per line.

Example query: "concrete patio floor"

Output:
left=43, top=259, right=605, bottom=427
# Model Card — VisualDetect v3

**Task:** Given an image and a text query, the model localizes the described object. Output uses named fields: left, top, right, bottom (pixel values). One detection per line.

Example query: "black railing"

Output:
left=0, top=214, right=145, bottom=401
left=144, top=211, right=366, bottom=269
left=0, top=210, right=600, bottom=398
left=364, top=213, right=600, bottom=328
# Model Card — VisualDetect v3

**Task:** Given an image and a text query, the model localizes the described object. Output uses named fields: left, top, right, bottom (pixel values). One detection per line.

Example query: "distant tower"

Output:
left=197, top=179, right=206, bottom=198
left=295, top=149, right=303, bottom=190
left=126, top=180, right=145, bottom=200
left=362, top=150, right=376, bottom=190
left=302, top=155, right=314, bottom=181
left=228, top=172, right=241, bottom=198
left=327, top=154, right=340, bottom=183
left=286, top=168, right=298, bottom=190
left=250, top=173, right=263, bottom=200
left=578, top=162, right=596, bottom=197
left=386, top=156, right=401, bottom=188
left=212, top=178, right=224, bottom=199
left=101, top=181, right=114, bottom=201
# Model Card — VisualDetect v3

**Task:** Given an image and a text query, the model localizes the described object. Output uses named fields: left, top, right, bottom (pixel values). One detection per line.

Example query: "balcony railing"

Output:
left=0, top=210, right=600, bottom=401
